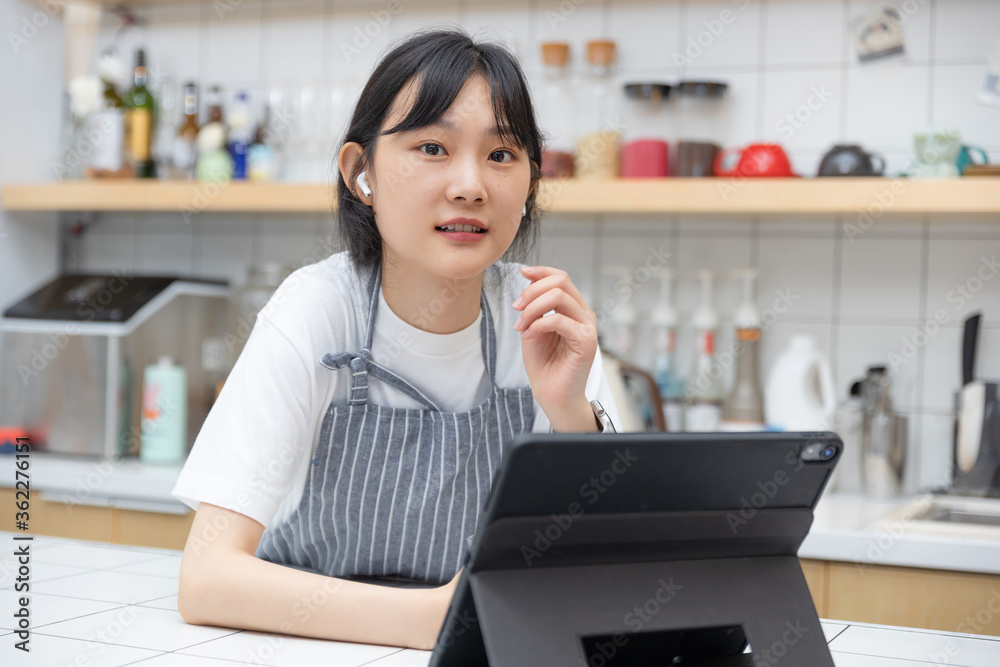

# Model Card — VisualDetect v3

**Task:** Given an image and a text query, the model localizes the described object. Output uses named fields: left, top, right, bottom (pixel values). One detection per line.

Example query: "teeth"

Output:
left=438, top=224, right=483, bottom=232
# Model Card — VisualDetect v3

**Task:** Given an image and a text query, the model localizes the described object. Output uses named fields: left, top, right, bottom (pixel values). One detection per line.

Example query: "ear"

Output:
left=338, top=141, right=370, bottom=204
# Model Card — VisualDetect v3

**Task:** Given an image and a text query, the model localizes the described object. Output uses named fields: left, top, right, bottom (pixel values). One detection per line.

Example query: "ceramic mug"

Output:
left=714, top=143, right=797, bottom=177
left=956, top=145, right=989, bottom=176
left=622, top=139, right=669, bottom=178
left=912, top=128, right=962, bottom=178
left=676, top=141, right=720, bottom=177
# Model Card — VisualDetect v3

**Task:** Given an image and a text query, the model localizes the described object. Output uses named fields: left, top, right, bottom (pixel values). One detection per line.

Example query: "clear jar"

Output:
left=536, top=42, right=575, bottom=178
left=574, top=40, right=620, bottom=180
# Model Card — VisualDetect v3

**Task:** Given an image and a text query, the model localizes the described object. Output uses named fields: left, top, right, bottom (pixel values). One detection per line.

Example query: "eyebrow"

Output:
left=428, top=117, right=513, bottom=139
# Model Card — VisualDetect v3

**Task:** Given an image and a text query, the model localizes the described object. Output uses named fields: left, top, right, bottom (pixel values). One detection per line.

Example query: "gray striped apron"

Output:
left=255, top=263, right=534, bottom=584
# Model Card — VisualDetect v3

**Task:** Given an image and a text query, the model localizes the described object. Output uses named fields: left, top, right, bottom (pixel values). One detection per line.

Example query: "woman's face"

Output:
left=369, top=73, right=533, bottom=281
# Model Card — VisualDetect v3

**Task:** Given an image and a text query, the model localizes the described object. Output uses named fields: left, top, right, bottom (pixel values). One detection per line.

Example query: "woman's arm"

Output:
left=177, top=502, right=458, bottom=650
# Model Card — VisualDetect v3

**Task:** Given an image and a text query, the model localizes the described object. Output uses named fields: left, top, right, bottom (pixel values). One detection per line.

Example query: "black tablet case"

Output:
left=430, top=431, right=841, bottom=667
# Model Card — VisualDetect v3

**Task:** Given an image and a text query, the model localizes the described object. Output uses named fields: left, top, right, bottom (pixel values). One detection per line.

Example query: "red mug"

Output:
left=622, top=139, right=669, bottom=178
left=713, top=143, right=798, bottom=177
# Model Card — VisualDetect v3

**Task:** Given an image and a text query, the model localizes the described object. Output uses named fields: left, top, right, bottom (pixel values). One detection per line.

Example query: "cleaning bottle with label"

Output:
left=685, top=271, right=724, bottom=431
left=721, top=269, right=766, bottom=431
left=140, top=356, right=188, bottom=465
left=651, top=268, right=685, bottom=431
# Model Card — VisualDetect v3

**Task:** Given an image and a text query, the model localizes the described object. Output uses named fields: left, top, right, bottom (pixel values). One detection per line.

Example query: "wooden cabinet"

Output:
left=0, top=487, right=194, bottom=550
left=800, top=558, right=1000, bottom=637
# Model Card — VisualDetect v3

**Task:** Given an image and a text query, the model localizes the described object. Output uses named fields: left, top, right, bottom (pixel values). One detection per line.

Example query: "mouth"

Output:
left=435, top=218, right=488, bottom=234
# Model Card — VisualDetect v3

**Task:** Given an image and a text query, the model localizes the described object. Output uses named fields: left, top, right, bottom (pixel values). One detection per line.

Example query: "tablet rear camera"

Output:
left=801, top=442, right=837, bottom=462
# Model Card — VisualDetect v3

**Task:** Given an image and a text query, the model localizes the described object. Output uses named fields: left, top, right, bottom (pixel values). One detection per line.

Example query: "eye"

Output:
left=420, top=143, right=445, bottom=156
left=490, top=149, right=515, bottom=163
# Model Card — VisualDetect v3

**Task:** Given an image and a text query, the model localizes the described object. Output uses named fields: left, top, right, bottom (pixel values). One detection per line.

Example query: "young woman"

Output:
left=174, top=29, right=622, bottom=650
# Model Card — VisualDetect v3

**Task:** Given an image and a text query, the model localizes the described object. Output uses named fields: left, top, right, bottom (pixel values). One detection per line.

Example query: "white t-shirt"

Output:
left=171, top=252, right=623, bottom=531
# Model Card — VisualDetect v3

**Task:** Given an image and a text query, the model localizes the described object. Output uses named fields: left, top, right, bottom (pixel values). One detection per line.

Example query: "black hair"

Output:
left=334, top=28, right=542, bottom=284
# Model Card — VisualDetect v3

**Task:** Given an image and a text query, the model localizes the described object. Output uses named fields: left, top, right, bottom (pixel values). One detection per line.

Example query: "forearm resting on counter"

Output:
left=176, top=503, right=451, bottom=650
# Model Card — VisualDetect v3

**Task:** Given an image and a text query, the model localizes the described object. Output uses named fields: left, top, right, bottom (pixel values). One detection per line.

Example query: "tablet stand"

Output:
left=465, top=508, right=835, bottom=667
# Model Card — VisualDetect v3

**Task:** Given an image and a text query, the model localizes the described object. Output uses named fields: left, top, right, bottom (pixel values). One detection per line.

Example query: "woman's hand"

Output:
left=513, top=266, right=599, bottom=431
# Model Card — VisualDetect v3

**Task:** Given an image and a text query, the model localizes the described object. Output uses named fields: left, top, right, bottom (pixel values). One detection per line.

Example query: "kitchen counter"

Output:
left=801, top=491, right=1000, bottom=575
left=9, top=452, right=1000, bottom=576
left=3, top=532, right=1000, bottom=666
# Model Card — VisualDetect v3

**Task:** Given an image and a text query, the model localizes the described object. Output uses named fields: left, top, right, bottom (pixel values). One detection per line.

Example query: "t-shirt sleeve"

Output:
left=531, top=343, right=624, bottom=433
left=171, top=311, right=317, bottom=530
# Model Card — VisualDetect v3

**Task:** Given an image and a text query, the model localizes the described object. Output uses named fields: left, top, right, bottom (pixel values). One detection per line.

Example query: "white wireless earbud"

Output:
left=522, top=204, right=527, bottom=217
left=356, top=171, right=372, bottom=198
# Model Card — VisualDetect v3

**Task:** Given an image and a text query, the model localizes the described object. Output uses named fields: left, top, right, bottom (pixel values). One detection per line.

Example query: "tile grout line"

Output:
left=913, top=215, right=932, bottom=491
left=754, top=0, right=768, bottom=139
left=829, top=213, right=843, bottom=381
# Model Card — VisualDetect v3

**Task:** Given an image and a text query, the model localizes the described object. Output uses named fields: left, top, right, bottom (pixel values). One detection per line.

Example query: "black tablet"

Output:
left=429, top=430, right=841, bottom=667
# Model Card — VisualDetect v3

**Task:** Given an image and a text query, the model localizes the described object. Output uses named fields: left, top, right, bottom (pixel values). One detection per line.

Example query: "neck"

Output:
left=380, top=259, right=484, bottom=334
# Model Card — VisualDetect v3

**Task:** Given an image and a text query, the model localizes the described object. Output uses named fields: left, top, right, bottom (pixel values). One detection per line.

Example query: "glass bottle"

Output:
left=124, top=49, right=156, bottom=178
left=171, top=82, right=200, bottom=179
left=247, top=103, right=276, bottom=182
left=228, top=91, right=254, bottom=180
left=684, top=271, right=724, bottom=431
left=537, top=42, right=575, bottom=178
left=721, top=270, right=765, bottom=430
left=206, top=85, right=224, bottom=125
left=574, top=39, right=620, bottom=180
left=152, top=74, right=178, bottom=177
left=651, top=269, right=685, bottom=431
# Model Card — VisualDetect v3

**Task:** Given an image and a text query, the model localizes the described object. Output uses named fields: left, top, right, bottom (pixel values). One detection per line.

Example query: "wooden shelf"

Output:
left=2, top=178, right=999, bottom=215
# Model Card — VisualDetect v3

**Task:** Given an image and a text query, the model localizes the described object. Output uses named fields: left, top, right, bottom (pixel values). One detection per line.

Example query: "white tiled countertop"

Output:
left=7, top=452, right=1000, bottom=575
left=3, top=532, right=1000, bottom=666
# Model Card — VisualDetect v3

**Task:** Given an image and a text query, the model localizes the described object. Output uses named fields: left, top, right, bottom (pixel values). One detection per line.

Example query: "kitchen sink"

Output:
left=919, top=506, right=1000, bottom=528
left=868, top=494, right=1000, bottom=541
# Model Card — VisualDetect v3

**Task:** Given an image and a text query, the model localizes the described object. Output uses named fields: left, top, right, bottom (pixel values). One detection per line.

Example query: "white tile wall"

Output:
left=764, top=0, right=847, bottom=68
left=3, top=0, right=1000, bottom=497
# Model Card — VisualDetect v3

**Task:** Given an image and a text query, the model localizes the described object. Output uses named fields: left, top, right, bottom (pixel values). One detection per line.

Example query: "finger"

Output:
left=516, top=267, right=589, bottom=312
left=521, top=311, right=595, bottom=343
left=515, top=288, right=593, bottom=333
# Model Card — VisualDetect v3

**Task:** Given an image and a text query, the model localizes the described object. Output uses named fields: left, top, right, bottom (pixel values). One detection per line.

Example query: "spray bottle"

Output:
left=651, top=268, right=684, bottom=431
left=602, top=265, right=637, bottom=360
left=721, top=268, right=766, bottom=430
left=685, top=270, right=724, bottom=431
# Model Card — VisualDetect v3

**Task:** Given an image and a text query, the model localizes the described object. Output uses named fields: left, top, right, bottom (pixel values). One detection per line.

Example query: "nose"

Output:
left=445, top=154, right=488, bottom=205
